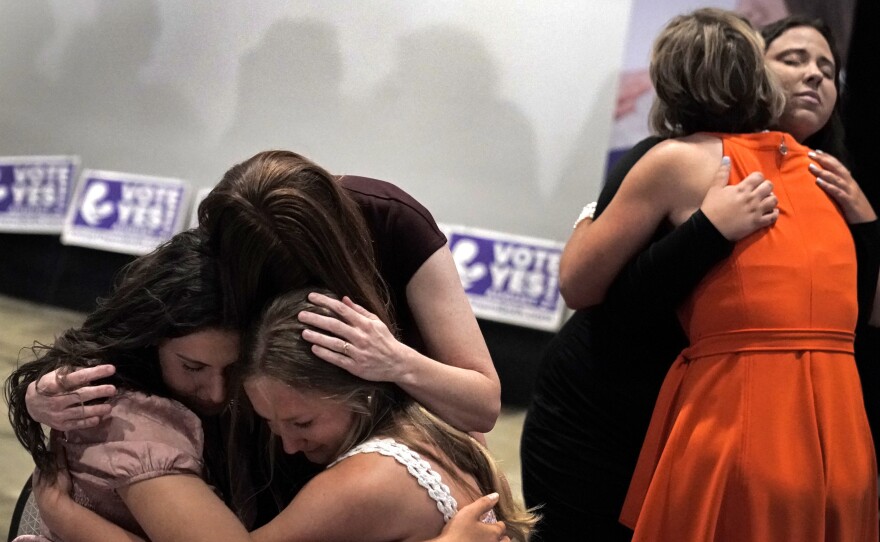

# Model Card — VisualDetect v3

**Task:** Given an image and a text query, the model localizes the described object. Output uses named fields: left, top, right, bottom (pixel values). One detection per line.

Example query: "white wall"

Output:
left=1, top=0, right=634, bottom=242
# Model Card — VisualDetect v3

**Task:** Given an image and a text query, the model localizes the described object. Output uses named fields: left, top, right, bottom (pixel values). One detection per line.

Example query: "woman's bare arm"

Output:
left=119, top=474, right=252, bottom=542
left=559, top=141, right=700, bottom=309
left=560, top=138, right=778, bottom=309
left=299, top=247, right=501, bottom=434
left=33, top=463, right=145, bottom=542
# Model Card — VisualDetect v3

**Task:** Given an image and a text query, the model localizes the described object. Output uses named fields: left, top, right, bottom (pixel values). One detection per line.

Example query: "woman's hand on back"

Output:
left=700, top=157, right=779, bottom=241
left=26, top=365, right=117, bottom=430
left=810, top=150, right=877, bottom=224
left=429, top=494, right=510, bottom=542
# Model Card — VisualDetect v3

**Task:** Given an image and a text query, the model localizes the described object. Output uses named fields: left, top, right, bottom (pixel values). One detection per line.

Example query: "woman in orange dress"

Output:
left=560, top=8, right=878, bottom=541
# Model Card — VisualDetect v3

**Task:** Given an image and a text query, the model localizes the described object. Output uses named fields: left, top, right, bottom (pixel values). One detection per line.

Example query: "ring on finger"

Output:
left=342, top=342, right=351, bottom=356
left=55, top=371, right=71, bottom=393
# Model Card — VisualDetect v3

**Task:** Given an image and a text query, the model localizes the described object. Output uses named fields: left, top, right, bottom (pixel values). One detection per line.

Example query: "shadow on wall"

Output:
left=41, top=0, right=204, bottom=180
left=1, top=8, right=551, bottom=239
left=555, top=72, right=623, bottom=216
left=216, top=21, right=546, bottom=238
left=0, top=0, right=58, bottom=156
left=354, top=25, right=543, bottom=237
left=216, top=18, right=356, bottom=170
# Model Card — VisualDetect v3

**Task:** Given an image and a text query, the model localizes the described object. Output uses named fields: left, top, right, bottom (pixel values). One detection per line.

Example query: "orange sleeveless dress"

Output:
left=619, top=132, right=878, bottom=541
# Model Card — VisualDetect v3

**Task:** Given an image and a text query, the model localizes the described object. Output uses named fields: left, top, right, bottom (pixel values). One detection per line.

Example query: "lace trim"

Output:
left=328, top=437, right=459, bottom=522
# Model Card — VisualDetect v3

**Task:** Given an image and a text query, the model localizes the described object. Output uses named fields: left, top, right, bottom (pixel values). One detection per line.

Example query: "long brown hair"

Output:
left=197, top=150, right=391, bottom=327
left=241, top=289, right=537, bottom=541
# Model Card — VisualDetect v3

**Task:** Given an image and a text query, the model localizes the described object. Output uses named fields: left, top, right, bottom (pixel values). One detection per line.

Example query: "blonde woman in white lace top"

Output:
left=30, top=286, right=530, bottom=542
left=238, top=288, right=537, bottom=542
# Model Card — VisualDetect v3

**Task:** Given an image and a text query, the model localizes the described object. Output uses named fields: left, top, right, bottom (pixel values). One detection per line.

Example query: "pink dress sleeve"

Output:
left=64, top=391, right=205, bottom=489
left=36, top=391, right=207, bottom=539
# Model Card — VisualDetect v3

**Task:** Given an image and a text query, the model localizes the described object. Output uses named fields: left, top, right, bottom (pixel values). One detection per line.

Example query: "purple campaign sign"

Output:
left=447, top=227, right=565, bottom=331
left=72, top=176, right=183, bottom=232
left=63, top=170, right=189, bottom=255
left=0, top=156, right=78, bottom=233
left=71, top=177, right=122, bottom=229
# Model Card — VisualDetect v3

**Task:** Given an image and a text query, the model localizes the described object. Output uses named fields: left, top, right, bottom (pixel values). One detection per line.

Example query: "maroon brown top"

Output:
left=341, top=175, right=447, bottom=351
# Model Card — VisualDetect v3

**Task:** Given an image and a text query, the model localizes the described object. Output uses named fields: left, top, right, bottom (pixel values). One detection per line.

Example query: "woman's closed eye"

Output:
left=289, top=419, right=313, bottom=429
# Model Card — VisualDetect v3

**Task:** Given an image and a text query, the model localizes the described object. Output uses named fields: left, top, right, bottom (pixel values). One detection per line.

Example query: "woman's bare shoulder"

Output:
left=639, top=135, right=723, bottom=181
left=285, top=449, right=447, bottom=539
left=648, top=135, right=721, bottom=165
left=621, top=138, right=705, bottom=191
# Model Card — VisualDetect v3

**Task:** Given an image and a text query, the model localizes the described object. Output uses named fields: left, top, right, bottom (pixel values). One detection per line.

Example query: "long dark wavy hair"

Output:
left=761, top=15, right=848, bottom=162
left=197, top=150, right=392, bottom=328
left=4, top=229, right=237, bottom=477
left=236, top=288, right=537, bottom=541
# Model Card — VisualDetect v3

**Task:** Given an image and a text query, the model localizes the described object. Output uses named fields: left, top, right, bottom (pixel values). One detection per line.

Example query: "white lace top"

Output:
left=328, top=437, right=496, bottom=524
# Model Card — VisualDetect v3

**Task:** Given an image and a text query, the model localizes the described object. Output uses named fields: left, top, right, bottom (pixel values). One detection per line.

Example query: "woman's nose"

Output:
left=203, top=374, right=226, bottom=405
left=281, top=433, right=305, bottom=455
left=803, top=62, right=824, bottom=87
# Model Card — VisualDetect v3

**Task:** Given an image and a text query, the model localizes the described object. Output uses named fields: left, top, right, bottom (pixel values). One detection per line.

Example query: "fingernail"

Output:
left=487, top=492, right=499, bottom=501
left=808, top=163, right=818, bottom=171
left=816, top=149, right=824, bottom=154
left=721, top=156, right=730, bottom=165
left=808, top=151, right=817, bottom=158
left=816, top=177, right=823, bottom=184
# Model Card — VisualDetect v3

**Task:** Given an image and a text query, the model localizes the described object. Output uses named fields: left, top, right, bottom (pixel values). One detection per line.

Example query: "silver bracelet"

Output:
left=573, top=201, right=597, bottom=229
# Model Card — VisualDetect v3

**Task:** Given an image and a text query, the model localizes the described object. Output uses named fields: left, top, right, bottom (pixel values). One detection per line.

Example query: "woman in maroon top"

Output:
left=8, top=230, right=510, bottom=542
left=24, top=150, right=500, bottom=524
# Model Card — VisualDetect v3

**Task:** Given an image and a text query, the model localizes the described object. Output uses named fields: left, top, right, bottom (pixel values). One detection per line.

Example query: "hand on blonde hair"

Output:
left=298, top=292, right=409, bottom=384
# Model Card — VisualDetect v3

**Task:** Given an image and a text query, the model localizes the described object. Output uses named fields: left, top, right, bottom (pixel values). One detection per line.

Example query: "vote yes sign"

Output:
left=0, top=155, right=79, bottom=233
left=442, top=224, right=566, bottom=332
left=62, top=169, right=190, bottom=255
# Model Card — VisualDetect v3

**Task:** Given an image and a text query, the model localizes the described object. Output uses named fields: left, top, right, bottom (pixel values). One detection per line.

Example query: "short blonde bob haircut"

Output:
left=649, top=8, right=786, bottom=138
